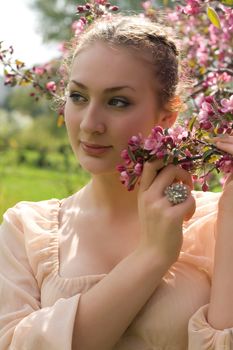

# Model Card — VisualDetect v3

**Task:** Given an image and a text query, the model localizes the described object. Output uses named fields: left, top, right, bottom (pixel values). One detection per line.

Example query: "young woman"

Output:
left=0, top=14, right=233, bottom=350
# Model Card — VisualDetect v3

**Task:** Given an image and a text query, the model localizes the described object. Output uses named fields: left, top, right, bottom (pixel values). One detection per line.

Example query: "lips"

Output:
left=81, top=141, right=111, bottom=149
left=80, top=141, right=112, bottom=156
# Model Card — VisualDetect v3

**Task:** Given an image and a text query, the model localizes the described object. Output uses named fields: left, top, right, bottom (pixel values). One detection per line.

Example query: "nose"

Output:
left=79, top=102, right=106, bottom=135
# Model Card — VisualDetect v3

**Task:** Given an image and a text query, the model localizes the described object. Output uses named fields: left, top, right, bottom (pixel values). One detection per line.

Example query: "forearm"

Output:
left=208, top=211, right=233, bottom=330
left=72, top=248, right=168, bottom=350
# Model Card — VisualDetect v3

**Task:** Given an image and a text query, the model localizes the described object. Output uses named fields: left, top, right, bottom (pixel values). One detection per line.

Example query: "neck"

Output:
left=84, top=172, right=139, bottom=218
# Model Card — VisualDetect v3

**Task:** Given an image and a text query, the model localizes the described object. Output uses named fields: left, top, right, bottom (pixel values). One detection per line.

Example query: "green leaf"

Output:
left=163, top=154, right=170, bottom=165
left=172, top=157, right=179, bottom=165
left=203, top=148, right=214, bottom=161
left=127, top=146, right=136, bottom=163
left=207, top=6, right=221, bottom=29
left=219, top=0, right=233, bottom=7
left=188, top=116, right=197, bottom=132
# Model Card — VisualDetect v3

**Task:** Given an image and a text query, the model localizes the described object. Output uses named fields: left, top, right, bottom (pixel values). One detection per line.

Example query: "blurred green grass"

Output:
left=0, top=162, right=90, bottom=222
left=0, top=148, right=223, bottom=222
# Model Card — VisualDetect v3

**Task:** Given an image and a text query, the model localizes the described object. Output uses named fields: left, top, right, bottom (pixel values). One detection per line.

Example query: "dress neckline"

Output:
left=52, top=198, right=107, bottom=282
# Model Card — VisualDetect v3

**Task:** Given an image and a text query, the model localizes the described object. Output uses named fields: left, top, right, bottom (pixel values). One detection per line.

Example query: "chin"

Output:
left=76, top=154, right=119, bottom=176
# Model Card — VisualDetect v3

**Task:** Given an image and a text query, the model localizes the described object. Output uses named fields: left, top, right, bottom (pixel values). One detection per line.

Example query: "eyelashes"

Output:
left=69, top=92, right=86, bottom=103
left=69, top=92, right=131, bottom=108
left=110, top=98, right=130, bottom=108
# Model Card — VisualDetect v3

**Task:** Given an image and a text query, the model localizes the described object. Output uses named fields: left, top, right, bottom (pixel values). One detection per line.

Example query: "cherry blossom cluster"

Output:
left=0, top=41, right=66, bottom=124
left=165, top=2, right=233, bottom=101
left=116, top=97, right=233, bottom=191
left=73, top=1, right=118, bottom=37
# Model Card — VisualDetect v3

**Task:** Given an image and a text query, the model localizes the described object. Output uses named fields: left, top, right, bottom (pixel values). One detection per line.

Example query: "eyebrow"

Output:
left=70, top=80, right=136, bottom=93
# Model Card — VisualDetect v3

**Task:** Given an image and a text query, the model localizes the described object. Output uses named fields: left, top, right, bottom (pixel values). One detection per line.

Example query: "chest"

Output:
left=58, top=210, right=140, bottom=279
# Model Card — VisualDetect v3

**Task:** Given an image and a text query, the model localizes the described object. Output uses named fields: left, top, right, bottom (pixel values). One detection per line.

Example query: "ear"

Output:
left=157, top=110, right=178, bottom=129
left=156, top=96, right=181, bottom=128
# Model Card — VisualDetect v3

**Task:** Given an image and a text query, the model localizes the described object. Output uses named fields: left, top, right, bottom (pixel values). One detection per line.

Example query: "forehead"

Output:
left=70, top=42, right=155, bottom=91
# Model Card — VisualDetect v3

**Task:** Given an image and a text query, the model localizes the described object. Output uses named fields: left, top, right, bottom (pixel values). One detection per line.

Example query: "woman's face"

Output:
left=65, top=42, right=170, bottom=175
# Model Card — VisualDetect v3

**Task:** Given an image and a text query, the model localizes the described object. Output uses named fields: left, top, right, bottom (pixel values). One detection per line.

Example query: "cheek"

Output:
left=64, top=105, right=81, bottom=147
left=64, top=103, right=80, bottom=131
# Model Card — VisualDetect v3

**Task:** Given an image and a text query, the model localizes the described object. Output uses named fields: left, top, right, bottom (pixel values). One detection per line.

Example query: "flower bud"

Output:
left=46, top=81, right=57, bottom=92
left=202, top=182, right=209, bottom=192
left=110, top=5, right=119, bottom=11
left=200, top=121, right=212, bottom=130
left=77, top=5, right=85, bottom=12
left=116, top=165, right=126, bottom=172
left=217, top=127, right=224, bottom=134
left=152, top=126, right=163, bottom=135
left=204, top=96, right=214, bottom=103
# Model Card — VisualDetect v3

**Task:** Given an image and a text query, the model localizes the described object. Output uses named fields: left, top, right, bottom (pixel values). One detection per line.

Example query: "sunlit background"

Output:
left=0, top=0, right=59, bottom=66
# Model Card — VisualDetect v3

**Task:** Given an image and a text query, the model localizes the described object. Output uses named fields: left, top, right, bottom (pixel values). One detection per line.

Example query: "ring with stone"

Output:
left=164, top=183, right=189, bottom=205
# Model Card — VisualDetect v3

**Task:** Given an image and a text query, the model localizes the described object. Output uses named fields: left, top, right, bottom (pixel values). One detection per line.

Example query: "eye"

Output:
left=69, top=92, right=87, bottom=103
left=109, top=98, right=130, bottom=108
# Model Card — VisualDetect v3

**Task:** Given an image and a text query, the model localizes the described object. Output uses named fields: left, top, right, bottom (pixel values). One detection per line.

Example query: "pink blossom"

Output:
left=220, top=95, right=233, bottom=113
left=219, top=72, right=232, bottom=82
left=183, top=1, right=201, bottom=15
left=33, top=66, right=46, bottom=75
left=128, top=134, right=143, bottom=150
left=144, top=134, right=163, bottom=155
left=94, top=0, right=106, bottom=4
left=201, top=101, right=214, bottom=113
left=116, top=165, right=126, bottom=172
left=199, top=120, right=212, bottom=130
left=142, top=1, right=152, bottom=10
left=72, top=19, right=85, bottom=36
left=168, top=125, right=188, bottom=142
left=194, top=93, right=205, bottom=107
left=119, top=171, right=130, bottom=186
left=46, top=81, right=56, bottom=92
left=134, top=163, right=143, bottom=176
left=156, top=151, right=166, bottom=159
left=120, top=149, right=131, bottom=165
left=216, top=155, right=233, bottom=173
left=167, top=12, right=179, bottom=22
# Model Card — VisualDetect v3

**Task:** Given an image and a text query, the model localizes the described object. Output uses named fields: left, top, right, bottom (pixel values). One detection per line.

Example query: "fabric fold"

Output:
left=0, top=201, right=81, bottom=350
left=188, top=304, right=233, bottom=349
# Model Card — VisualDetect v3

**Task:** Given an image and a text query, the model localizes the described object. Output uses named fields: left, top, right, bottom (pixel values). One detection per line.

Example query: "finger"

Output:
left=211, top=135, right=233, bottom=144
left=223, top=174, right=233, bottom=188
left=166, top=192, right=196, bottom=222
left=151, top=164, right=193, bottom=196
left=215, top=141, right=233, bottom=154
left=139, top=159, right=165, bottom=192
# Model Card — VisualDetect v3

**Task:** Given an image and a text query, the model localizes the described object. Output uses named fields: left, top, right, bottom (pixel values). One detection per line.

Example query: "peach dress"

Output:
left=0, top=190, right=232, bottom=350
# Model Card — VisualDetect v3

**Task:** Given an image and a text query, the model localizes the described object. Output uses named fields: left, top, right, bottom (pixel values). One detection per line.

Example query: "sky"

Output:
left=0, top=0, right=60, bottom=67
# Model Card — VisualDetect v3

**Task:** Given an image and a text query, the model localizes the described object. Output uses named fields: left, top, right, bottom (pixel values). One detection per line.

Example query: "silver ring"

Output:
left=164, top=183, right=189, bottom=205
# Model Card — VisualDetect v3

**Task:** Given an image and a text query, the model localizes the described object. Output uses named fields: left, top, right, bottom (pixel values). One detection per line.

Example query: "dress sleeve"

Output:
left=186, top=191, right=233, bottom=349
left=0, top=202, right=81, bottom=350
left=188, top=305, right=233, bottom=349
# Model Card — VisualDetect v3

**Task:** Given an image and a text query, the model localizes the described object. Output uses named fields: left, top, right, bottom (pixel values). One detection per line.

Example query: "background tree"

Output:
left=31, top=0, right=170, bottom=43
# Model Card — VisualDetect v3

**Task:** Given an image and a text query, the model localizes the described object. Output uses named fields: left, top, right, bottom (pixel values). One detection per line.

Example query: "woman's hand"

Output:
left=212, top=135, right=233, bottom=212
left=137, top=159, right=196, bottom=269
